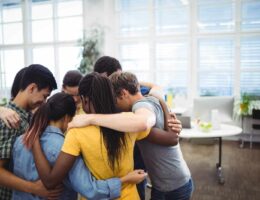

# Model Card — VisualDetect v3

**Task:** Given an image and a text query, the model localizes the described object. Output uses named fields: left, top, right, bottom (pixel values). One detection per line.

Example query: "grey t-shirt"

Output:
left=132, top=96, right=191, bottom=192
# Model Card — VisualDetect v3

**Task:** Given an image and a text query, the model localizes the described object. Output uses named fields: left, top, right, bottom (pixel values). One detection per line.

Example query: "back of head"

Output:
left=23, top=92, right=76, bottom=149
left=79, top=72, right=126, bottom=171
left=109, top=71, right=140, bottom=97
left=62, top=70, right=83, bottom=88
left=94, top=56, right=122, bottom=77
left=20, top=64, right=57, bottom=92
left=11, top=67, right=27, bottom=100
left=79, top=72, right=118, bottom=114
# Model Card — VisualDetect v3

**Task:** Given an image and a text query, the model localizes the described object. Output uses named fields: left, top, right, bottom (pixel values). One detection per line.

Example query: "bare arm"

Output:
left=0, top=159, right=51, bottom=197
left=144, top=94, right=180, bottom=146
left=68, top=110, right=156, bottom=133
left=0, top=107, right=20, bottom=129
left=32, top=138, right=77, bottom=189
left=146, top=127, right=179, bottom=146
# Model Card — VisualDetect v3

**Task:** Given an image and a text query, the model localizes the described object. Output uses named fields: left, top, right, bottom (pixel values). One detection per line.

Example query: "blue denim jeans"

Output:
left=151, top=178, right=194, bottom=200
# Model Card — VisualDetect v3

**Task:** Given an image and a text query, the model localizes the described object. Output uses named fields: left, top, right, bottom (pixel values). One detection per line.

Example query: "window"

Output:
left=241, top=37, right=260, bottom=95
left=198, top=39, right=234, bottom=96
left=116, top=0, right=260, bottom=98
left=1, top=1, right=23, bottom=44
left=156, top=41, right=189, bottom=95
left=241, top=0, right=260, bottom=31
left=197, top=0, right=235, bottom=32
left=0, top=0, right=84, bottom=99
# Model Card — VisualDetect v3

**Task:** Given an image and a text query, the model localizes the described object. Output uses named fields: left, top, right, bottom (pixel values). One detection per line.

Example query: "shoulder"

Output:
left=132, top=97, right=159, bottom=113
left=66, top=126, right=100, bottom=138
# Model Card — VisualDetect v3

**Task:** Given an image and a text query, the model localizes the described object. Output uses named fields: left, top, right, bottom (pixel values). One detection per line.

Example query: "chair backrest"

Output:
left=252, top=109, right=260, bottom=130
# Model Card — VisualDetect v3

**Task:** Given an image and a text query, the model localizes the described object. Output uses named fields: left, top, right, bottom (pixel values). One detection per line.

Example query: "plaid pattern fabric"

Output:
left=0, top=102, right=30, bottom=200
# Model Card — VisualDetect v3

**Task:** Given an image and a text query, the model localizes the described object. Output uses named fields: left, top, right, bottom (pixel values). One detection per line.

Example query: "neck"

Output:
left=49, top=120, right=64, bottom=132
left=131, top=92, right=144, bottom=105
left=12, top=92, right=29, bottom=111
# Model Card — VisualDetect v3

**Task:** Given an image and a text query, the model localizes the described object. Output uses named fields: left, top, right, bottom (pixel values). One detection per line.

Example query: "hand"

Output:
left=121, top=170, right=147, bottom=184
left=0, top=107, right=20, bottom=129
left=32, top=180, right=63, bottom=200
left=168, top=113, right=182, bottom=134
left=68, top=114, right=93, bottom=129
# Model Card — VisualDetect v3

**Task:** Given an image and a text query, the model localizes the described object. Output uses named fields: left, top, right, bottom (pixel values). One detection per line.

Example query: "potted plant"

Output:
left=78, top=27, right=104, bottom=74
left=234, top=93, right=260, bottom=119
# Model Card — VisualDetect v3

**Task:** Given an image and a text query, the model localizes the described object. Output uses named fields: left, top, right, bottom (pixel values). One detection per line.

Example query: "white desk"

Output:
left=180, top=124, right=242, bottom=184
left=181, top=124, right=242, bottom=138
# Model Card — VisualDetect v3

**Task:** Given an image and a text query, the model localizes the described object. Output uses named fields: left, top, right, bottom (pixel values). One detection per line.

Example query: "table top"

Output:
left=180, top=124, right=242, bottom=138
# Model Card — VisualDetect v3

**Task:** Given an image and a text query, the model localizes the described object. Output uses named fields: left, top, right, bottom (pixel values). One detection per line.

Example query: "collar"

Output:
left=44, top=125, right=64, bottom=137
left=7, top=101, right=30, bottom=121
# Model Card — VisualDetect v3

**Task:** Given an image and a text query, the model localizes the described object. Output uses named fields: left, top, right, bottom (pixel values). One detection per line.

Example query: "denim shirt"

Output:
left=12, top=126, right=121, bottom=200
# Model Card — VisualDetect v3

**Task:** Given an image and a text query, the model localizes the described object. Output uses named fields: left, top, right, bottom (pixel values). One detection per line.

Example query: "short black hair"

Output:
left=11, top=67, right=27, bottom=100
left=62, top=70, right=83, bottom=88
left=94, top=56, right=122, bottom=77
left=20, top=64, right=57, bottom=91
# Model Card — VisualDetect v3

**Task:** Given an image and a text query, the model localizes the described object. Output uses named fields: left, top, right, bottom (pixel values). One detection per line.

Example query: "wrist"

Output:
left=89, top=114, right=96, bottom=125
left=24, top=181, right=35, bottom=194
left=120, top=176, right=128, bottom=184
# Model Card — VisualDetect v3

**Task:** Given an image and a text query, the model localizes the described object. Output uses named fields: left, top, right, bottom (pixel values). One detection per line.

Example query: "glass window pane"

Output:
left=120, top=43, right=149, bottom=71
left=119, top=11, right=149, bottom=36
left=240, top=37, right=260, bottom=95
left=155, top=0, right=190, bottom=8
left=58, top=17, right=83, bottom=41
left=57, top=0, right=82, bottom=17
left=0, top=26, right=3, bottom=44
left=156, top=7, right=189, bottom=34
left=3, top=49, right=24, bottom=88
left=199, top=39, right=234, bottom=70
left=199, top=72, right=233, bottom=96
left=116, top=0, right=148, bottom=11
left=31, top=3, right=52, bottom=20
left=33, top=47, right=55, bottom=72
left=241, top=0, right=260, bottom=31
left=198, top=39, right=234, bottom=96
left=58, top=46, right=81, bottom=80
left=156, top=42, right=188, bottom=70
left=241, top=37, right=260, bottom=70
left=3, top=6, right=22, bottom=22
left=3, top=23, right=23, bottom=44
left=197, top=0, right=234, bottom=32
left=32, top=20, right=53, bottom=42
left=240, top=72, right=260, bottom=95
left=156, top=71, right=187, bottom=95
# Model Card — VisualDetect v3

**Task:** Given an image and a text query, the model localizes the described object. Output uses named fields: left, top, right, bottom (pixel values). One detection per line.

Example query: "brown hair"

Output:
left=109, top=71, right=140, bottom=97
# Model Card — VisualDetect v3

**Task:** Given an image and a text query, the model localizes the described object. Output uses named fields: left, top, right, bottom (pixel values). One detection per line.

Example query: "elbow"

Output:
left=139, top=122, right=150, bottom=132
left=169, top=137, right=179, bottom=146
left=44, top=183, right=56, bottom=190
left=42, top=179, right=58, bottom=190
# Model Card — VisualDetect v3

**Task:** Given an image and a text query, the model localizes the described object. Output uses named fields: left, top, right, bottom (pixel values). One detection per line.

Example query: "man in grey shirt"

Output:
left=110, top=72, right=193, bottom=200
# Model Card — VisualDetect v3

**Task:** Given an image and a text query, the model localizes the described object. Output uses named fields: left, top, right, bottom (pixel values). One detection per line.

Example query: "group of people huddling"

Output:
left=0, top=56, right=193, bottom=200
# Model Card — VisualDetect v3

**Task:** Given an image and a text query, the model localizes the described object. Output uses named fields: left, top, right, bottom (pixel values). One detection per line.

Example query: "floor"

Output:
left=145, top=139, right=260, bottom=200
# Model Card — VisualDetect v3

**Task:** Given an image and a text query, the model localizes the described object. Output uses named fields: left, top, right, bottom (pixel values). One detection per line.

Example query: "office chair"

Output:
left=250, top=109, right=260, bottom=148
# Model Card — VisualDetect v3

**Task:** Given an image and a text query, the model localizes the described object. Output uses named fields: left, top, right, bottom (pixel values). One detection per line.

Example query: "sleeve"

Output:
left=61, top=129, right=81, bottom=156
left=0, top=122, right=17, bottom=159
left=132, top=101, right=156, bottom=115
left=65, top=157, right=121, bottom=200
left=136, top=128, right=151, bottom=141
